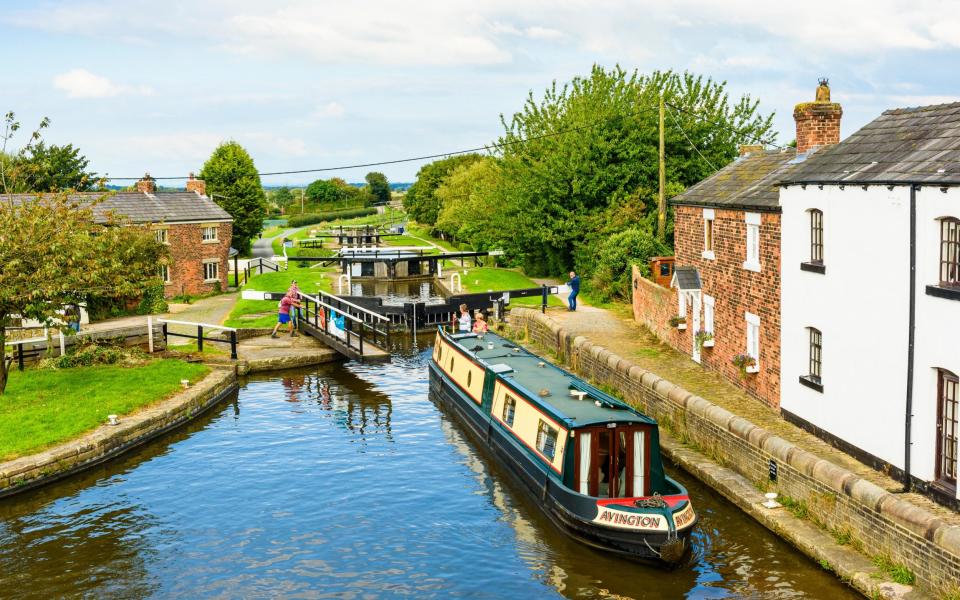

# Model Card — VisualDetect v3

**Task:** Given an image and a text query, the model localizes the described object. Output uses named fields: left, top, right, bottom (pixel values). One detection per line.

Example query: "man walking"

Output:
left=567, top=271, right=580, bottom=312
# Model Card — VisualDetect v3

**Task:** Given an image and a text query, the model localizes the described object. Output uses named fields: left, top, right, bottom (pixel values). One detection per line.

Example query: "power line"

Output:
left=666, top=105, right=719, bottom=171
left=665, top=101, right=785, bottom=150
left=104, top=105, right=662, bottom=181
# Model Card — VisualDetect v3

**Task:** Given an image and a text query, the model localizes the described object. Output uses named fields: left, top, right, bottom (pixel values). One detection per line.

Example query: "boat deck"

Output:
left=448, top=331, right=653, bottom=427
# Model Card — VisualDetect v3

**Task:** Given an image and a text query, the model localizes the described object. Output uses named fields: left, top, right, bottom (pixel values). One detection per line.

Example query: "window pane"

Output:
left=578, top=432, right=591, bottom=494
left=633, top=431, right=645, bottom=497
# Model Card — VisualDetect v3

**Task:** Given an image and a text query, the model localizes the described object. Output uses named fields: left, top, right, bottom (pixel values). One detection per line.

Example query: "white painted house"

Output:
left=780, top=102, right=960, bottom=506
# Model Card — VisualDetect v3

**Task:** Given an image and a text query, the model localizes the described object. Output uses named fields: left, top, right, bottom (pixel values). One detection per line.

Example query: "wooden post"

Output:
left=197, top=325, right=204, bottom=352
left=17, top=344, right=24, bottom=371
left=162, top=322, right=168, bottom=348
left=658, top=94, right=667, bottom=240
left=541, top=285, right=548, bottom=314
left=234, top=255, right=239, bottom=287
left=230, top=330, right=238, bottom=360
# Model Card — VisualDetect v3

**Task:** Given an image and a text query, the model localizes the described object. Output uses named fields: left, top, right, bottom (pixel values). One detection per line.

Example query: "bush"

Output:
left=136, top=284, right=168, bottom=315
left=587, top=227, right=670, bottom=303
left=288, top=207, right=377, bottom=227
left=40, top=343, right=149, bottom=369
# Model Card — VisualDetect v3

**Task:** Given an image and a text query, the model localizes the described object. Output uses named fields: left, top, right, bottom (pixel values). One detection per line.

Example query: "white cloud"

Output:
left=53, top=69, right=153, bottom=98
left=312, top=102, right=346, bottom=119
left=524, top=26, right=564, bottom=41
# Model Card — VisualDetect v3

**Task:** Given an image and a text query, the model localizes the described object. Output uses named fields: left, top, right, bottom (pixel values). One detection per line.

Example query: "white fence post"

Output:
left=59, top=330, right=66, bottom=356
left=147, top=315, right=154, bottom=353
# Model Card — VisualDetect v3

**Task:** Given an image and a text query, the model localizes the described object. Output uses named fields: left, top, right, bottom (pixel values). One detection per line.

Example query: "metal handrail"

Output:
left=157, top=318, right=236, bottom=331
left=316, top=291, right=389, bottom=322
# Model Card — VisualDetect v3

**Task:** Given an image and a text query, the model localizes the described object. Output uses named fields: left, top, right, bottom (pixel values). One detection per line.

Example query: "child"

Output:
left=271, top=291, right=302, bottom=338
left=472, top=312, right=488, bottom=334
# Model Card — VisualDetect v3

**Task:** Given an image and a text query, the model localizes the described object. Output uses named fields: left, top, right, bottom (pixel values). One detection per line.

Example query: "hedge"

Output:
left=287, top=207, right=378, bottom=227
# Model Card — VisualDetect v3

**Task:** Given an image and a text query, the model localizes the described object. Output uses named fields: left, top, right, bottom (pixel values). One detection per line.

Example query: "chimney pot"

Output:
left=136, top=172, right=156, bottom=194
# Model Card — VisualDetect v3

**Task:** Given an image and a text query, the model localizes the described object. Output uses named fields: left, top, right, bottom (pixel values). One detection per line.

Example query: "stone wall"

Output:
left=0, top=368, right=237, bottom=498
left=508, top=307, right=960, bottom=598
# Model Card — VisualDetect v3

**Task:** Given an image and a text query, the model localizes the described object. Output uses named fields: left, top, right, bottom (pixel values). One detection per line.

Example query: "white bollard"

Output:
left=147, top=315, right=154, bottom=353
left=59, top=331, right=66, bottom=356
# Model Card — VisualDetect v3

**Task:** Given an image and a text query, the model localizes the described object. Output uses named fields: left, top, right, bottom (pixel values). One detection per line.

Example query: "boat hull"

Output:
left=429, top=361, right=696, bottom=563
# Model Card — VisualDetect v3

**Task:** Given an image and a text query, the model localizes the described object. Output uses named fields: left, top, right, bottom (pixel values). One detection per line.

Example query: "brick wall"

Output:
left=163, top=222, right=232, bottom=298
left=635, top=205, right=782, bottom=408
left=508, top=308, right=960, bottom=598
left=793, top=102, right=842, bottom=154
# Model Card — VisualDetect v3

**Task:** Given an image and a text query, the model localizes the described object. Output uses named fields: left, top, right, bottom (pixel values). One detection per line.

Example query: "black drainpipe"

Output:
left=904, top=184, right=918, bottom=492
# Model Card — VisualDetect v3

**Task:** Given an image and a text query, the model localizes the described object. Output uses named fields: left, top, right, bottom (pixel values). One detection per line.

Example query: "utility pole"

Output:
left=300, top=188, right=304, bottom=213
left=658, top=95, right=666, bottom=240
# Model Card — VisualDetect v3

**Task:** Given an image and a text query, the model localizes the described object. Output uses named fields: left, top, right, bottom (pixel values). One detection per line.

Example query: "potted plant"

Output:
left=668, top=316, right=687, bottom=330
left=732, top=353, right=758, bottom=377
left=695, top=330, right=714, bottom=350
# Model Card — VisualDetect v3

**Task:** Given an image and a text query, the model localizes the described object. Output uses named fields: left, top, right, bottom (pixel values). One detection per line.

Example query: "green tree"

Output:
left=403, top=154, right=484, bottom=226
left=494, top=66, right=775, bottom=275
left=0, top=112, right=98, bottom=193
left=272, top=186, right=293, bottom=208
left=434, top=157, right=505, bottom=250
left=0, top=193, right=166, bottom=394
left=305, top=178, right=347, bottom=205
left=588, top=227, right=671, bottom=302
left=198, top=142, right=267, bottom=253
left=364, top=171, right=391, bottom=203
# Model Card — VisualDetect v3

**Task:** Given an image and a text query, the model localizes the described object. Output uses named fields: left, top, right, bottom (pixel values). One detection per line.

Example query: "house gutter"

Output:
left=904, top=184, right=918, bottom=492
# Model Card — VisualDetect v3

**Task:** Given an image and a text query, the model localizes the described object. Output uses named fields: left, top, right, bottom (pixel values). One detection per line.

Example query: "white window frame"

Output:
left=745, top=311, right=761, bottom=373
left=202, top=259, right=220, bottom=282
left=743, top=212, right=761, bottom=272
left=157, top=264, right=170, bottom=284
left=154, top=227, right=169, bottom=245
left=703, top=294, right=715, bottom=335
left=201, top=225, right=219, bottom=243
left=702, top=208, right=716, bottom=260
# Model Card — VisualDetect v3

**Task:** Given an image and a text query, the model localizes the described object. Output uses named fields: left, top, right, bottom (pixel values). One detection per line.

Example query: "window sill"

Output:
left=202, top=239, right=219, bottom=244
left=702, top=339, right=714, bottom=348
left=203, top=278, right=220, bottom=283
left=800, top=262, right=826, bottom=274
left=799, top=375, right=823, bottom=393
left=702, top=250, right=716, bottom=260
left=742, top=261, right=761, bottom=273
left=926, top=285, right=960, bottom=301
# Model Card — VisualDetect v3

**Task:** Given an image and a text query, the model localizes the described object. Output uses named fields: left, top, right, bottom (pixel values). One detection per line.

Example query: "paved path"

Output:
left=533, top=300, right=960, bottom=525
left=252, top=228, right=298, bottom=259
left=83, top=293, right=239, bottom=338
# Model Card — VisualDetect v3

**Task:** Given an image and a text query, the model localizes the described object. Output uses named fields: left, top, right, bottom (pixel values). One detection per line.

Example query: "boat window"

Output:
left=578, top=431, right=591, bottom=494
left=502, top=395, right=516, bottom=427
left=617, top=430, right=628, bottom=497
left=597, top=430, right=611, bottom=497
left=536, top=420, right=558, bottom=460
left=588, top=426, right=645, bottom=499
left=467, top=371, right=472, bottom=387
left=437, top=346, right=443, bottom=362
left=449, top=356, right=454, bottom=371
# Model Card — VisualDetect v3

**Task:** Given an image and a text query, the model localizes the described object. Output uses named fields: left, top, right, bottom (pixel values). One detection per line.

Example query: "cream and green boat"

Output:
left=429, top=329, right=697, bottom=563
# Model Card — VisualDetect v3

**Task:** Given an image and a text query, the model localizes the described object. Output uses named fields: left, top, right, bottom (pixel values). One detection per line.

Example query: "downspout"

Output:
left=903, top=184, right=918, bottom=492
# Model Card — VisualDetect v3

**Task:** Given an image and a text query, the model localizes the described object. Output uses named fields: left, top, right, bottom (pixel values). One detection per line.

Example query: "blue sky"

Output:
left=2, top=0, right=959, bottom=186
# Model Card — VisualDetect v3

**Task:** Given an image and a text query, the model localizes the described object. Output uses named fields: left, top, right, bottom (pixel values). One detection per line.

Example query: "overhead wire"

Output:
left=666, top=105, right=719, bottom=171
left=665, top=101, right=785, bottom=150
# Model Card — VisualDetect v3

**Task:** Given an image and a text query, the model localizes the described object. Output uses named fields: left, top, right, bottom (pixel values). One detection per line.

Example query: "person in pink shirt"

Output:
left=271, top=291, right=302, bottom=338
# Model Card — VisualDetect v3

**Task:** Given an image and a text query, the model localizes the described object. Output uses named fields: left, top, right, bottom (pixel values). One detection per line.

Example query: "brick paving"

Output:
left=540, top=300, right=960, bottom=525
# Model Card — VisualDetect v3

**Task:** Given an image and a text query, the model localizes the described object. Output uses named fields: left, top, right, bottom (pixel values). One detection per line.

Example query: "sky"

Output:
left=3, top=0, right=960, bottom=186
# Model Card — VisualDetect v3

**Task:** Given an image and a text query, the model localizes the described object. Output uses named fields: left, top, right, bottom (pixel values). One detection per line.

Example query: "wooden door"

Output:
left=936, top=369, right=958, bottom=491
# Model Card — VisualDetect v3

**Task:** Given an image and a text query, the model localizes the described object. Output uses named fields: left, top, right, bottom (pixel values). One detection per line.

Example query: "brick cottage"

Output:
left=632, top=81, right=842, bottom=408
left=10, top=173, right=233, bottom=299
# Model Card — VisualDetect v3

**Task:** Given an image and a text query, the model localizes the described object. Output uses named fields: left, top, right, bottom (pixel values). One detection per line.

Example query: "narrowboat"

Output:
left=428, top=328, right=697, bottom=564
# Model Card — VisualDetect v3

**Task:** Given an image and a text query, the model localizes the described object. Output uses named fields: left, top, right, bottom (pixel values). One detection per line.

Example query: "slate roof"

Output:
left=670, top=149, right=798, bottom=211
left=671, top=266, right=702, bottom=291
left=3, top=191, right=232, bottom=224
left=783, top=101, right=960, bottom=185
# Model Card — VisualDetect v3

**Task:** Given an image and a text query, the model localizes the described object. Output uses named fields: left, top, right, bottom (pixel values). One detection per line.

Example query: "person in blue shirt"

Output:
left=567, top=271, right=580, bottom=311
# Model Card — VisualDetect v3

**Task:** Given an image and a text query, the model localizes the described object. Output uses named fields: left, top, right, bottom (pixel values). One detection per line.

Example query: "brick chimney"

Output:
left=186, top=172, right=206, bottom=196
left=136, top=173, right=156, bottom=194
left=794, top=78, right=842, bottom=154
left=739, top=144, right=764, bottom=156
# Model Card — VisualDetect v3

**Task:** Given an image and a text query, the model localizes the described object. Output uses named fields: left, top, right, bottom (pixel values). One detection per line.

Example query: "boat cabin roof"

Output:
left=443, top=331, right=658, bottom=429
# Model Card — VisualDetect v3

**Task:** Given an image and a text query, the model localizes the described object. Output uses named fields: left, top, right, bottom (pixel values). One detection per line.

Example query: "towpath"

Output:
left=252, top=227, right=299, bottom=259
left=532, top=298, right=960, bottom=525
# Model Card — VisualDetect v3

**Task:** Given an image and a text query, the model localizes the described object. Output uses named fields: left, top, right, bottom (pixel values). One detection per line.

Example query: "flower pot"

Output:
left=746, top=365, right=760, bottom=374
left=702, top=339, right=714, bottom=348
left=677, top=323, right=687, bottom=331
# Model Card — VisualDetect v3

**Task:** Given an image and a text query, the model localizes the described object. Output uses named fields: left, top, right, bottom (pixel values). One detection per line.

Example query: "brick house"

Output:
left=10, top=173, right=233, bottom=299
left=632, top=81, right=842, bottom=408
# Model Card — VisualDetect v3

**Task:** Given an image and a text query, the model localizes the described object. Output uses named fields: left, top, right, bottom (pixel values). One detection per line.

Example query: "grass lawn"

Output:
left=223, top=264, right=338, bottom=328
left=380, top=234, right=431, bottom=247
left=407, top=224, right=458, bottom=251
left=0, top=360, right=210, bottom=460
left=456, top=267, right=564, bottom=307
left=167, top=341, right=227, bottom=355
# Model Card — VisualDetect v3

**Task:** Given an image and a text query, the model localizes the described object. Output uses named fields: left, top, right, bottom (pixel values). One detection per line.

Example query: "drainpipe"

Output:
left=904, top=184, right=918, bottom=492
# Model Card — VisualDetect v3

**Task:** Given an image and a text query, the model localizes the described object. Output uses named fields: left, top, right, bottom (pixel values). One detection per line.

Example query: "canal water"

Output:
left=348, top=280, right=446, bottom=305
left=0, top=343, right=860, bottom=599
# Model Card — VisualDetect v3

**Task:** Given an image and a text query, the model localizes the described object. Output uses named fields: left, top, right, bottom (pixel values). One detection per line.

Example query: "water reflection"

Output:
left=0, top=345, right=860, bottom=599
left=349, top=280, right=445, bottom=305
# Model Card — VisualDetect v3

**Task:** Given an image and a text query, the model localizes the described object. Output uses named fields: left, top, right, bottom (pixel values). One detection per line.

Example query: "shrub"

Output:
left=136, top=284, right=168, bottom=315
left=40, top=343, right=148, bottom=369
left=586, top=227, right=670, bottom=303
left=287, top=207, right=377, bottom=227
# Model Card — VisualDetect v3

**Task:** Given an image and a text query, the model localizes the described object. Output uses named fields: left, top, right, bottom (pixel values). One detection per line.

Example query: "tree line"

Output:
left=403, top=66, right=775, bottom=301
